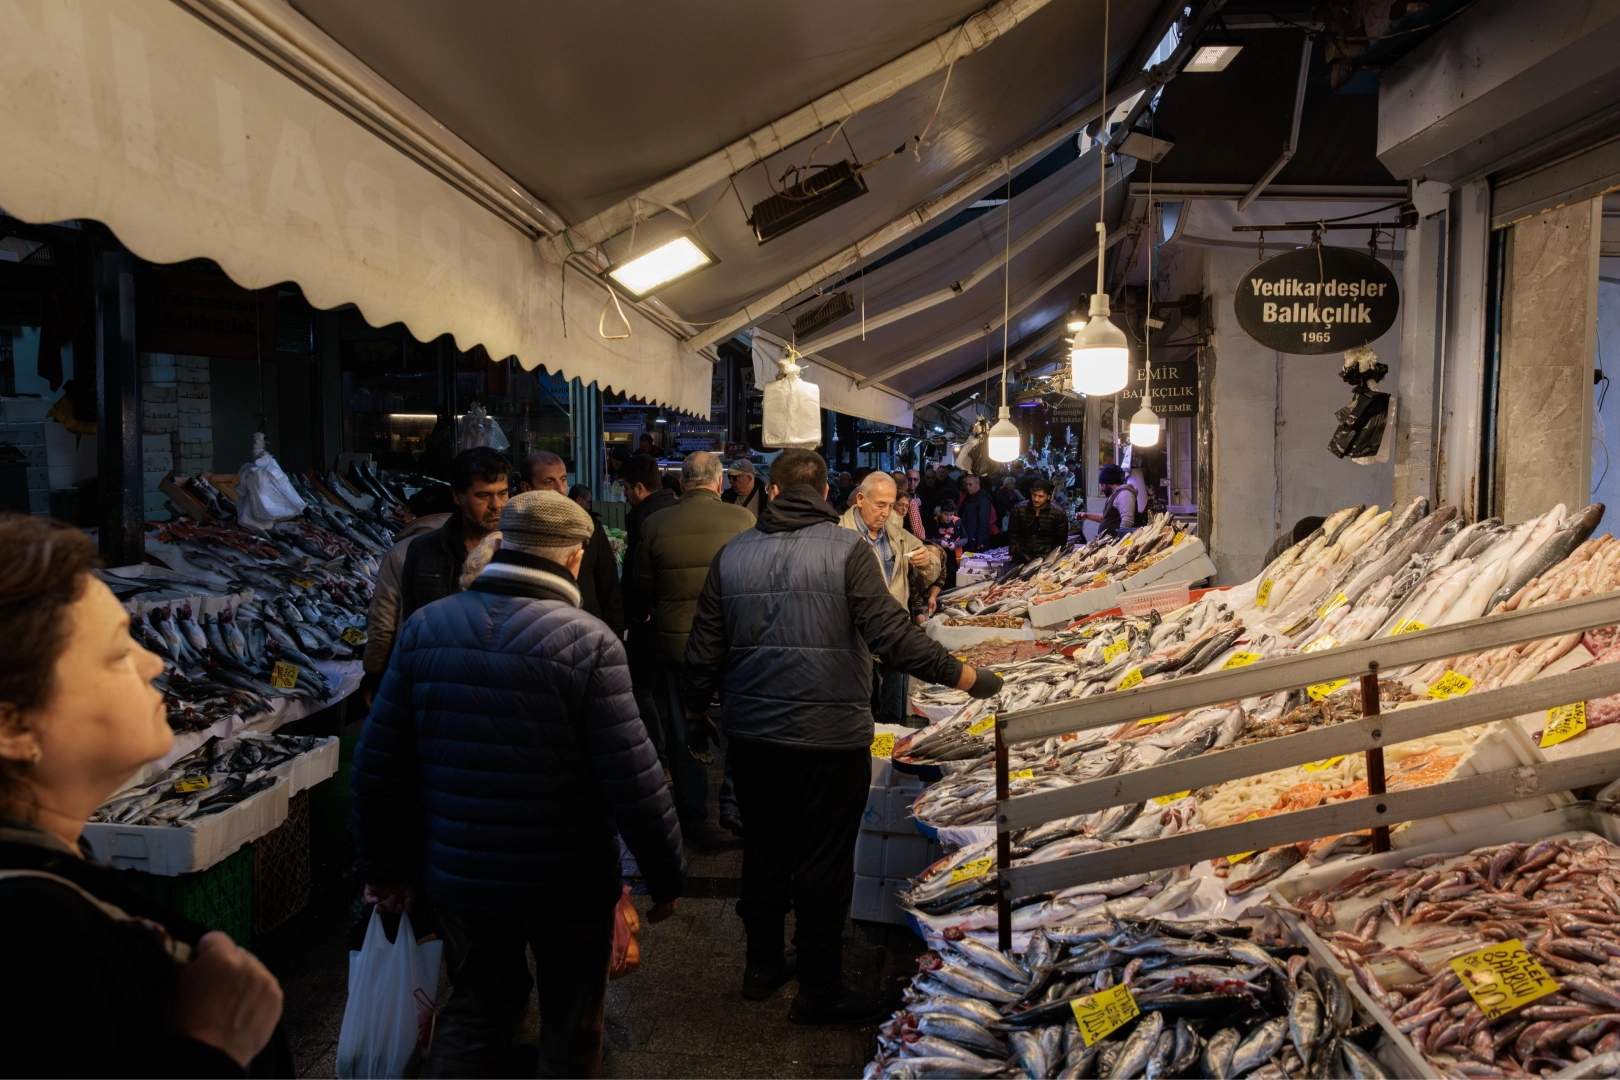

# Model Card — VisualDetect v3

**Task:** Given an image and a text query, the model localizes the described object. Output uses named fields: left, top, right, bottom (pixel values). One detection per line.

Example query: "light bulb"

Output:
left=987, top=407, right=1021, bottom=462
left=1069, top=294, right=1128, bottom=395
left=1128, top=402, right=1161, bottom=446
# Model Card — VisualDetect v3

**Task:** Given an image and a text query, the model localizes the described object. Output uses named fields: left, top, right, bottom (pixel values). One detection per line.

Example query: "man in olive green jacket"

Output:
left=839, top=473, right=935, bottom=727
left=635, top=450, right=755, bottom=833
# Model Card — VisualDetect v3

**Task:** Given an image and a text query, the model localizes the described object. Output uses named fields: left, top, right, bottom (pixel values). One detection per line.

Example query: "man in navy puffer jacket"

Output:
left=352, top=491, right=684, bottom=1078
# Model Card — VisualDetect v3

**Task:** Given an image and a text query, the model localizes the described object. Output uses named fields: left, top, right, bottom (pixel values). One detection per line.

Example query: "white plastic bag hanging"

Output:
left=335, top=910, right=444, bottom=1079
left=235, top=432, right=305, bottom=531
left=456, top=402, right=510, bottom=452
left=761, top=355, right=821, bottom=448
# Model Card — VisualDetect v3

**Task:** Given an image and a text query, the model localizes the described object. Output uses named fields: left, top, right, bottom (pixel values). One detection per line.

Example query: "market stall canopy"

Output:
left=290, top=0, right=1175, bottom=413
left=0, top=0, right=710, bottom=413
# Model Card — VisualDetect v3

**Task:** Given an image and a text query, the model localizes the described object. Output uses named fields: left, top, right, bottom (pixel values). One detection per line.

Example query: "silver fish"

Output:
left=1107, top=1011, right=1164, bottom=1079
left=1230, top=1016, right=1288, bottom=1075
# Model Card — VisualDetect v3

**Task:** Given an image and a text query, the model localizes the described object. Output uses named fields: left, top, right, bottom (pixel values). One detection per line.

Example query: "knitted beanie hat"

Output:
left=498, top=490, right=594, bottom=550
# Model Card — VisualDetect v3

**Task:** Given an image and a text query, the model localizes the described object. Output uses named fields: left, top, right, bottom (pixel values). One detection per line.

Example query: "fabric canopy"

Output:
left=0, top=0, right=711, bottom=414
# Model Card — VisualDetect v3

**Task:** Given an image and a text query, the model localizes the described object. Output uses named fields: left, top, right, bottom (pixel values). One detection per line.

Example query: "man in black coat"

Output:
left=682, top=449, right=1003, bottom=1022
left=395, top=446, right=512, bottom=634
left=956, top=474, right=995, bottom=550
left=521, top=451, right=624, bottom=635
left=620, top=453, right=678, bottom=760
left=353, top=491, right=685, bottom=1078
left=1007, top=478, right=1070, bottom=564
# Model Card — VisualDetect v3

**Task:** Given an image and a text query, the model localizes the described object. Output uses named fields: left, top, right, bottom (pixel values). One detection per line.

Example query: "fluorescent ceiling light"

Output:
left=608, top=236, right=716, bottom=298
left=1185, top=43, right=1242, bottom=72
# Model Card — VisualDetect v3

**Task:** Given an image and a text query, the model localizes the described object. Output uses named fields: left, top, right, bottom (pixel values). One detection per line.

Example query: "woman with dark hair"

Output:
left=0, top=514, right=285, bottom=1077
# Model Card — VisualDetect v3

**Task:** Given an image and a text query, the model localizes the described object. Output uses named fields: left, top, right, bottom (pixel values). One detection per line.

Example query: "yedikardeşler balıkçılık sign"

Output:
left=1233, top=245, right=1399, bottom=355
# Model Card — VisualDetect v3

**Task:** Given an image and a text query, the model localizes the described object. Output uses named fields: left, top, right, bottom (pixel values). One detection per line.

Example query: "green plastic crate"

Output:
left=123, top=844, right=254, bottom=945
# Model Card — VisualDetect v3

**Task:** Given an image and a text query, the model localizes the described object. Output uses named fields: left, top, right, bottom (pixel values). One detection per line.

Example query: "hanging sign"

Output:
left=1122, top=355, right=1200, bottom=415
left=1233, top=246, right=1399, bottom=354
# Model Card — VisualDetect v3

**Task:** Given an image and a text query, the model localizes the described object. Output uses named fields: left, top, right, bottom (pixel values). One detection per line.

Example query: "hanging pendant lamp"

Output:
left=1129, top=201, right=1161, bottom=447
left=988, top=163, right=1020, bottom=463
left=1071, top=0, right=1129, bottom=398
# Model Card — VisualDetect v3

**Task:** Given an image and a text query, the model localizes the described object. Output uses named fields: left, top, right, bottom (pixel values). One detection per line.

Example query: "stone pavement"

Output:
left=269, top=756, right=924, bottom=1078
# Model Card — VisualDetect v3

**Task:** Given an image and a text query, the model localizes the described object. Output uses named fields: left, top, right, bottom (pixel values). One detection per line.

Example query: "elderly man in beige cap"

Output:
left=353, top=490, right=686, bottom=1078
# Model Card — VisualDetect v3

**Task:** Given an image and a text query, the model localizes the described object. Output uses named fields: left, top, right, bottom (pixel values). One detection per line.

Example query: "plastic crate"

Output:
left=253, top=790, right=311, bottom=935
left=123, top=844, right=254, bottom=945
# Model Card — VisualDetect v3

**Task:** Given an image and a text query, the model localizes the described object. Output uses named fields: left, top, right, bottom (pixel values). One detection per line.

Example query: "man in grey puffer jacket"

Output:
left=682, top=449, right=1002, bottom=1023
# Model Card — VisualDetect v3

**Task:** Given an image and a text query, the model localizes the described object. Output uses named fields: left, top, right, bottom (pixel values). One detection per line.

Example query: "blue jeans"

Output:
left=661, top=667, right=739, bottom=827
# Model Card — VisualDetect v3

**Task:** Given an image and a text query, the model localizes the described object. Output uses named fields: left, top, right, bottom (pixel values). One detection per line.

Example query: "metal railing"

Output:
left=987, top=590, right=1620, bottom=947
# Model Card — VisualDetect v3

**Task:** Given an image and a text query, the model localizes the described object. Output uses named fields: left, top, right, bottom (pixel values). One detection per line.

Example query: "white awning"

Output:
left=0, top=0, right=711, bottom=414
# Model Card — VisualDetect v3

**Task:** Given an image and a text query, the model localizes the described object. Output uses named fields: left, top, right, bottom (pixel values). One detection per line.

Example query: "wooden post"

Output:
left=1361, top=666, right=1390, bottom=853
left=995, top=714, right=1012, bottom=952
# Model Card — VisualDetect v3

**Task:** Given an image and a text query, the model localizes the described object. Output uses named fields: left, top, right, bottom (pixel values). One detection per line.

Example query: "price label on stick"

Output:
left=173, top=776, right=211, bottom=794
left=1070, top=983, right=1140, bottom=1046
left=1303, top=635, right=1338, bottom=654
left=340, top=627, right=367, bottom=646
left=1392, top=620, right=1428, bottom=636
left=1541, top=703, right=1587, bottom=748
left=1118, top=668, right=1144, bottom=691
left=1009, top=768, right=1035, bottom=781
left=869, top=733, right=895, bottom=759
left=291, top=576, right=315, bottom=590
left=1136, top=714, right=1173, bottom=726
left=1153, top=791, right=1191, bottom=806
left=1303, top=756, right=1346, bottom=773
left=1448, top=939, right=1560, bottom=1019
left=1220, top=651, right=1262, bottom=670
left=1255, top=579, right=1273, bottom=607
left=950, top=856, right=993, bottom=884
left=1428, top=671, right=1474, bottom=700
left=270, top=661, right=300, bottom=689
left=967, top=716, right=997, bottom=737
left=1307, top=679, right=1349, bottom=701
left=1102, top=639, right=1129, bottom=662
left=1318, top=592, right=1349, bottom=618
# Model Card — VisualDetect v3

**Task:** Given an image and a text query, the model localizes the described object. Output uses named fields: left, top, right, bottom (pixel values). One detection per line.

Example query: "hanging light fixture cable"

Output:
left=988, top=160, right=1020, bottom=462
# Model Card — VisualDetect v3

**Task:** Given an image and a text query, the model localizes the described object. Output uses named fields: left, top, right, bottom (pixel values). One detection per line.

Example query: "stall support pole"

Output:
left=994, top=715, right=1012, bottom=952
left=95, top=246, right=142, bottom=567
left=1360, top=667, right=1390, bottom=853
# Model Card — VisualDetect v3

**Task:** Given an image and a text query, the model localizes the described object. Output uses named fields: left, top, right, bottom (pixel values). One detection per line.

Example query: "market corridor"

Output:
left=268, top=758, right=925, bottom=1079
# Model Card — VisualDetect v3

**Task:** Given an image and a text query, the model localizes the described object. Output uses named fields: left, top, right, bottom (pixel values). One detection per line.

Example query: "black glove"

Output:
left=686, top=711, right=719, bottom=763
left=967, top=666, right=1003, bottom=700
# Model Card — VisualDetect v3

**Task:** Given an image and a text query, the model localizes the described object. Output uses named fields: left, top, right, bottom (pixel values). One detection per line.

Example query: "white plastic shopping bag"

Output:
left=235, top=432, right=306, bottom=530
left=335, top=910, right=444, bottom=1079
left=761, top=356, right=821, bottom=448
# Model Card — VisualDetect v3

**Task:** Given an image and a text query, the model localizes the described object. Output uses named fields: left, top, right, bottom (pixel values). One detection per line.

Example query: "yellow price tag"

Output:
left=1448, top=939, right=1560, bottom=1019
left=1303, top=756, right=1346, bottom=772
left=1392, top=619, right=1428, bottom=636
left=1103, top=639, right=1129, bottom=662
left=1307, top=679, right=1349, bottom=701
left=1093, top=572, right=1108, bottom=583
left=1541, top=703, right=1587, bottom=748
left=1121, top=535, right=1134, bottom=546
left=1070, top=983, right=1140, bottom=1046
left=291, top=576, right=316, bottom=590
left=1317, top=592, right=1350, bottom=618
left=950, top=856, right=994, bottom=884
left=1153, top=790, right=1191, bottom=806
left=1220, top=651, right=1262, bottom=670
left=1428, top=670, right=1474, bottom=700
left=1118, top=668, right=1143, bottom=691
left=1255, top=579, right=1273, bottom=607
left=270, top=661, right=301, bottom=689
left=1136, top=714, right=1173, bottom=726
left=340, top=627, right=367, bottom=646
left=967, top=716, right=997, bottom=737
left=1303, top=635, right=1338, bottom=654
left=1226, top=813, right=1262, bottom=864
left=172, top=776, right=211, bottom=794
left=1010, top=768, right=1035, bottom=781
left=870, top=733, right=896, bottom=759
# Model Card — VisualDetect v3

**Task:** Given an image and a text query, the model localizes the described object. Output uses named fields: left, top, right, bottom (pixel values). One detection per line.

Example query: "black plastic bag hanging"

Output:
left=1327, top=346, right=1391, bottom=460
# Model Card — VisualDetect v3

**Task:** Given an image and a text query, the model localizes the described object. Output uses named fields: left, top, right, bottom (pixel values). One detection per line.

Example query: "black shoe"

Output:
left=741, top=950, right=797, bottom=1000
left=788, top=985, right=887, bottom=1025
left=718, top=812, right=744, bottom=838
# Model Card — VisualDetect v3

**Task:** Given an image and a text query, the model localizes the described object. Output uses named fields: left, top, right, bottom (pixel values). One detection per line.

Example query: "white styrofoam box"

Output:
left=0, top=396, right=50, bottom=424
left=256, top=735, right=339, bottom=795
left=851, top=874, right=908, bottom=925
left=27, top=490, right=47, bottom=514
left=1390, top=717, right=1574, bottom=849
left=82, top=775, right=291, bottom=876
left=1118, top=538, right=1214, bottom=592
left=47, top=465, right=75, bottom=489
left=854, top=832, right=938, bottom=879
left=42, top=421, right=76, bottom=469
left=0, top=422, right=45, bottom=447
left=869, top=723, right=915, bottom=786
left=927, top=621, right=1036, bottom=650
left=1028, top=580, right=1122, bottom=629
left=861, top=775, right=925, bottom=834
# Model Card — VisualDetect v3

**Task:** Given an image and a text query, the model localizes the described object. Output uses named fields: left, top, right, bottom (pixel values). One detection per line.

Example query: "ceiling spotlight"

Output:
left=608, top=235, right=716, bottom=298
left=1185, top=40, right=1243, bottom=73
left=1066, top=308, right=1087, bottom=332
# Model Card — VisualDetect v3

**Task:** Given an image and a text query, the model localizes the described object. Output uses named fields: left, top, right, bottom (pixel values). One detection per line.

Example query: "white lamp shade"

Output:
left=1069, top=293, right=1129, bottom=396
left=1128, top=403, right=1162, bottom=446
left=987, top=408, right=1021, bottom=462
